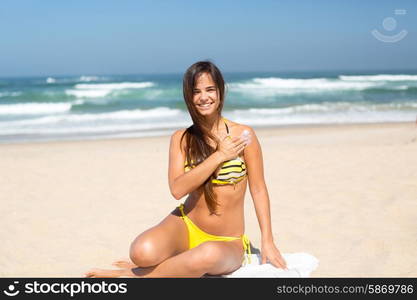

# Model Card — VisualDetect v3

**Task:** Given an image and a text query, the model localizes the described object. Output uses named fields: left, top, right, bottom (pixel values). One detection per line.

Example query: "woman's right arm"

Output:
left=168, top=129, right=246, bottom=200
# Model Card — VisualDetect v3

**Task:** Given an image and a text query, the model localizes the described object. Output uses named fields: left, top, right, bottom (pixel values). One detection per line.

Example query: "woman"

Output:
left=85, top=61, right=287, bottom=277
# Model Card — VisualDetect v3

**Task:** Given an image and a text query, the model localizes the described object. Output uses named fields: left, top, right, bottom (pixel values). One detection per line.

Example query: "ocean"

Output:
left=1, top=71, right=416, bottom=143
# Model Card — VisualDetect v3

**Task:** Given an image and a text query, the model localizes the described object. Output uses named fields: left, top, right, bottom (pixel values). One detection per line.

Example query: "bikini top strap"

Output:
left=223, top=117, right=229, bottom=135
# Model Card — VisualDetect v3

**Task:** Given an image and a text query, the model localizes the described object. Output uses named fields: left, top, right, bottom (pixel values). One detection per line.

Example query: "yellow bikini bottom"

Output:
left=178, top=204, right=251, bottom=264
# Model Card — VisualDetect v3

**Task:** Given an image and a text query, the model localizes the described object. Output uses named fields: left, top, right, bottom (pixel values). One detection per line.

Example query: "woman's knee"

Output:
left=129, top=238, right=161, bottom=267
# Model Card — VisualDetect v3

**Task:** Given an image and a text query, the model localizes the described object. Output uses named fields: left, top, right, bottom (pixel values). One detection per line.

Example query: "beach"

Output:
left=1, top=121, right=416, bottom=277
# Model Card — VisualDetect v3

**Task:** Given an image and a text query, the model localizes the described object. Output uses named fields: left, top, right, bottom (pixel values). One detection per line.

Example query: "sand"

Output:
left=1, top=122, right=416, bottom=277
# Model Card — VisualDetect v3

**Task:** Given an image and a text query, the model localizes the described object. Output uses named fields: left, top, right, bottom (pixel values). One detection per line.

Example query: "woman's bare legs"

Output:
left=85, top=239, right=244, bottom=278
left=85, top=208, right=189, bottom=277
left=84, top=205, right=245, bottom=278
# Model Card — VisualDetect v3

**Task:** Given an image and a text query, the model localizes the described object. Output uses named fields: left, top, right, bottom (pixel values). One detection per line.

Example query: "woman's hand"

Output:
left=261, top=240, right=288, bottom=270
left=216, top=135, right=248, bottom=162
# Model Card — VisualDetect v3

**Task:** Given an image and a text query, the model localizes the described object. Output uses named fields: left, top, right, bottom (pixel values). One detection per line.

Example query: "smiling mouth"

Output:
left=197, top=102, right=214, bottom=109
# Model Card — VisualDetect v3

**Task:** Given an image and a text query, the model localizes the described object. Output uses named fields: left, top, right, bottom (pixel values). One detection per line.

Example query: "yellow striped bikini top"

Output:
left=184, top=118, right=247, bottom=186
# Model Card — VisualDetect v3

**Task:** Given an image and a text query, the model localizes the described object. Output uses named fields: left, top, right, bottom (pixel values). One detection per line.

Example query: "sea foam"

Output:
left=339, top=74, right=417, bottom=81
left=0, top=107, right=182, bottom=127
left=229, top=77, right=377, bottom=95
left=0, top=102, right=71, bottom=115
left=65, top=82, right=155, bottom=98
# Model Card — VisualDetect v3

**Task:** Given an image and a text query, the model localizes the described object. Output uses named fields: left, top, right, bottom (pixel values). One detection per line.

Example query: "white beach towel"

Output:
left=222, top=252, right=319, bottom=278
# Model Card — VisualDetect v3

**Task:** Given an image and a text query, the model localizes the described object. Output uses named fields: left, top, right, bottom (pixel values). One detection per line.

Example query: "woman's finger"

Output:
left=277, top=259, right=286, bottom=269
left=267, top=254, right=285, bottom=269
left=277, top=257, right=288, bottom=270
left=238, top=141, right=247, bottom=148
left=233, top=138, right=247, bottom=148
left=270, top=257, right=281, bottom=268
left=281, top=260, right=288, bottom=270
left=237, top=144, right=246, bottom=154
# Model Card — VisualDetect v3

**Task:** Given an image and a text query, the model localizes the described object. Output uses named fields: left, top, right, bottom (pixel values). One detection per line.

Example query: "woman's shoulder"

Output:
left=170, top=129, right=188, bottom=154
left=225, top=119, right=255, bottom=137
left=170, top=128, right=188, bottom=140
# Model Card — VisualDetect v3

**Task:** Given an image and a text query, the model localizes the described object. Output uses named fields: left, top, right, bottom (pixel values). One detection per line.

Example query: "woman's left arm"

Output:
left=243, top=126, right=287, bottom=269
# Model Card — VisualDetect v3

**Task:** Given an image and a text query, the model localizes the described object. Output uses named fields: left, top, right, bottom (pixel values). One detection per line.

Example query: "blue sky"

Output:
left=0, top=0, right=416, bottom=76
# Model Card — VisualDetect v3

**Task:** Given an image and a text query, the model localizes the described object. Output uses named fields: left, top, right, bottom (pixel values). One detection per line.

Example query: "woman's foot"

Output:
left=84, top=268, right=125, bottom=278
left=112, top=259, right=137, bottom=269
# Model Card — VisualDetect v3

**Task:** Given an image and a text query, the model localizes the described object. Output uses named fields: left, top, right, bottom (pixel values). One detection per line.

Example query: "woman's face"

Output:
left=192, top=72, right=220, bottom=117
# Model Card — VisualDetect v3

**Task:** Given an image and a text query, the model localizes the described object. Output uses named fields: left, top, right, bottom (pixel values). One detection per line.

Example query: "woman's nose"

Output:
left=200, top=91, right=209, bottom=100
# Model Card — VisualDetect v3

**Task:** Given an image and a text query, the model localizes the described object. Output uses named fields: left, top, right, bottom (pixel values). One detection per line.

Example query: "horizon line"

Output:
left=2, top=67, right=417, bottom=79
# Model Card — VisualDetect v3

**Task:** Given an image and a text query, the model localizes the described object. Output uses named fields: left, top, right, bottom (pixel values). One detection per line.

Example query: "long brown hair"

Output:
left=180, top=61, right=226, bottom=214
